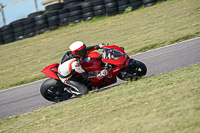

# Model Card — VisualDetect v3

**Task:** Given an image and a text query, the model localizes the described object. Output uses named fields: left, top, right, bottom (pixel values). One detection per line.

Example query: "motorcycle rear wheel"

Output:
left=40, top=78, right=72, bottom=102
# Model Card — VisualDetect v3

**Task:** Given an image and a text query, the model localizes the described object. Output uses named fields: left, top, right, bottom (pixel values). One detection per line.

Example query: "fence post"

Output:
left=34, top=0, right=38, bottom=12
left=0, top=3, right=6, bottom=26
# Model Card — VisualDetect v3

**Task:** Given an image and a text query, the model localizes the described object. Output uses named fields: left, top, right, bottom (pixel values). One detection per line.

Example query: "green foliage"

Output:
left=124, top=6, right=133, bottom=14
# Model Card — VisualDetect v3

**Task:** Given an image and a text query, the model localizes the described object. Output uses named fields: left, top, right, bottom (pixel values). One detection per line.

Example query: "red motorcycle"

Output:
left=40, top=45, right=147, bottom=102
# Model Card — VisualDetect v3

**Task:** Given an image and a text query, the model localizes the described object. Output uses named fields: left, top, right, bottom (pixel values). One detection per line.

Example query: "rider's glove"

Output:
left=99, top=43, right=106, bottom=48
left=97, top=69, right=108, bottom=77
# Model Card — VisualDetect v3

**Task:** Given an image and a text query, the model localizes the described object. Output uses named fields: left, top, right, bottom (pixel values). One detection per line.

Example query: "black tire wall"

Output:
left=23, top=18, right=36, bottom=38
left=34, top=14, right=48, bottom=34
left=0, top=0, right=165, bottom=44
left=59, top=8, right=69, bottom=26
left=46, top=11, right=60, bottom=30
left=1, top=24, right=15, bottom=44
left=82, top=1, right=94, bottom=21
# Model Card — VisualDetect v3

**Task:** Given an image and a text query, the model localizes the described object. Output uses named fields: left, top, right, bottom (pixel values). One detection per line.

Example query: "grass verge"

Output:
left=0, top=0, right=200, bottom=91
left=0, top=64, right=199, bottom=133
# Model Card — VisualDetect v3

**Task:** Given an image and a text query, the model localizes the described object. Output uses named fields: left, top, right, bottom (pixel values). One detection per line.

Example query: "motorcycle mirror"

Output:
left=107, top=43, right=109, bottom=46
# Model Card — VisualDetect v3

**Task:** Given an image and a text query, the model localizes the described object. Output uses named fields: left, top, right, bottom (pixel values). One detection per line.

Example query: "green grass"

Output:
left=0, top=64, right=199, bottom=133
left=0, top=0, right=200, bottom=91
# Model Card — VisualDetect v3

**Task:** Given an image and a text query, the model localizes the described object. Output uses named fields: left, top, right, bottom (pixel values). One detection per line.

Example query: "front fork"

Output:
left=118, top=59, right=139, bottom=81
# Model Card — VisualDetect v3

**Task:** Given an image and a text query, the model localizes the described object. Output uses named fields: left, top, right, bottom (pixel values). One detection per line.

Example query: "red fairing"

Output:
left=102, top=45, right=130, bottom=68
left=102, top=57, right=129, bottom=67
left=42, top=45, right=131, bottom=88
left=41, top=63, right=60, bottom=79
left=102, top=45, right=126, bottom=54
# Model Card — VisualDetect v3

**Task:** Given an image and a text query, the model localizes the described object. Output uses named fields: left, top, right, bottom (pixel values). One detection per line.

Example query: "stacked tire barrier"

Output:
left=93, top=0, right=105, bottom=18
left=130, top=0, right=143, bottom=10
left=143, top=0, right=156, bottom=7
left=0, top=29, right=3, bottom=45
left=1, top=24, right=15, bottom=44
left=34, top=14, right=48, bottom=34
left=59, top=8, right=69, bottom=26
left=82, top=1, right=94, bottom=21
left=23, top=17, right=36, bottom=38
left=0, top=0, right=166, bottom=45
left=47, top=11, right=60, bottom=30
left=45, top=3, right=64, bottom=11
left=118, top=0, right=130, bottom=14
left=69, top=4, right=83, bottom=23
left=11, top=18, right=26, bottom=41
left=105, top=0, right=118, bottom=16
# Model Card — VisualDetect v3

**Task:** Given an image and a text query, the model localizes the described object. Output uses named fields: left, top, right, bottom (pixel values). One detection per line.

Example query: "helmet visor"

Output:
left=75, top=46, right=88, bottom=58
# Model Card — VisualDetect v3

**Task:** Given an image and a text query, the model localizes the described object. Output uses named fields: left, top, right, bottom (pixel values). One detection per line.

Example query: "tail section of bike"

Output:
left=41, top=63, right=60, bottom=79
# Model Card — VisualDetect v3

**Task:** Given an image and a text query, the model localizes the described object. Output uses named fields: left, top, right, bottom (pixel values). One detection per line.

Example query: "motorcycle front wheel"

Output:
left=40, top=78, right=72, bottom=102
left=128, top=60, right=147, bottom=78
left=117, top=59, right=147, bottom=81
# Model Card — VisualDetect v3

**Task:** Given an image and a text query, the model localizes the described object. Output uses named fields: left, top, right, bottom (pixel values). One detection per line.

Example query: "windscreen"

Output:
left=102, top=48, right=123, bottom=60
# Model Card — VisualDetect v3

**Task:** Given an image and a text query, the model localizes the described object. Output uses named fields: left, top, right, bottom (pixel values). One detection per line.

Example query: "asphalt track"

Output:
left=0, top=37, right=200, bottom=120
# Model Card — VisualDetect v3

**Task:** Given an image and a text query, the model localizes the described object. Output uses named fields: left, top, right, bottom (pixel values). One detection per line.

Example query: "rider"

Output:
left=58, top=41, right=107, bottom=95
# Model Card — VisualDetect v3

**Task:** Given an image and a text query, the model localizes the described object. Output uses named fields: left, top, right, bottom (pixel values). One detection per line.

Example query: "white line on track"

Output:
left=132, top=37, right=200, bottom=57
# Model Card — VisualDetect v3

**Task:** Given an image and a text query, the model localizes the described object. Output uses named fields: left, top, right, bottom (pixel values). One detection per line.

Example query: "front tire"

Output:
left=118, top=59, right=147, bottom=80
left=40, top=78, right=72, bottom=102
left=128, top=60, right=147, bottom=77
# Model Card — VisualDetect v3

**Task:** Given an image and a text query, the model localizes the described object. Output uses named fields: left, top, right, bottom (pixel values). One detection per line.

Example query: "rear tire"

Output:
left=40, top=78, right=72, bottom=102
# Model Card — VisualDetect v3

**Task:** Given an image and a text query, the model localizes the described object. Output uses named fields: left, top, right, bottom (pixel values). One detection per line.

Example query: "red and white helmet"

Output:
left=69, top=41, right=88, bottom=58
